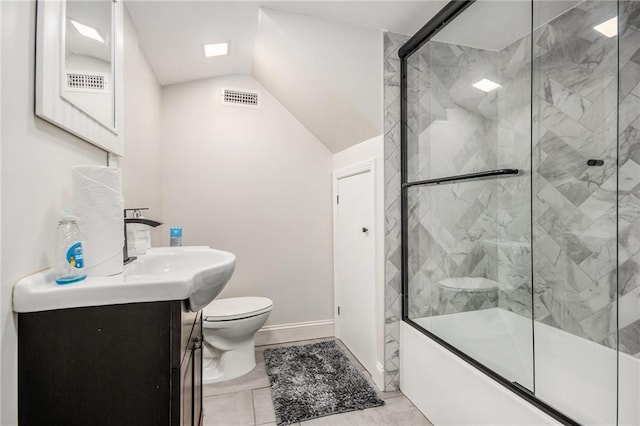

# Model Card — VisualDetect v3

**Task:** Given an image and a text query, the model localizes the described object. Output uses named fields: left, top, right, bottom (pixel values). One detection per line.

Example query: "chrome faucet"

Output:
left=123, top=208, right=163, bottom=265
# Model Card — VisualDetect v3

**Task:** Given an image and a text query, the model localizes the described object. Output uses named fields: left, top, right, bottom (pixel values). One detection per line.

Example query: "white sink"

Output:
left=13, top=246, right=236, bottom=313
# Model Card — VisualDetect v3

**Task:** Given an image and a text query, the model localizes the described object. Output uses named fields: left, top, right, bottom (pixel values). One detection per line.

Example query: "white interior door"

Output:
left=335, top=170, right=375, bottom=375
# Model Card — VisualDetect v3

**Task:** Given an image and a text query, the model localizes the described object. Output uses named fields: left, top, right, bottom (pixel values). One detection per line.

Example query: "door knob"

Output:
left=362, top=227, right=368, bottom=233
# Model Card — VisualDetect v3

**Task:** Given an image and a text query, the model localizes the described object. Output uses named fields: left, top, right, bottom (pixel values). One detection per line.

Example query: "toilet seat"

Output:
left=203, top=297, right=273, bottom=321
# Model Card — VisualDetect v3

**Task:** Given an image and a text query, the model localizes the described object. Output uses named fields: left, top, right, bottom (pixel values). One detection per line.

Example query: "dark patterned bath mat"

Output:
left=263, top=340, right=384, bottom=425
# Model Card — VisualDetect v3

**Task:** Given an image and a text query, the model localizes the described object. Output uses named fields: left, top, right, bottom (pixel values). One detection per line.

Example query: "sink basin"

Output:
left=125, top=247, right=236, bottom=311
left=13, top=246, right=236, bottom=313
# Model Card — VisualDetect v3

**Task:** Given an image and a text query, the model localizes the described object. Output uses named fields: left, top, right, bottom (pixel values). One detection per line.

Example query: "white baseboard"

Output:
left=255, top=319, right=334, bottom=346
left=373, top=362, right=385, bottom=391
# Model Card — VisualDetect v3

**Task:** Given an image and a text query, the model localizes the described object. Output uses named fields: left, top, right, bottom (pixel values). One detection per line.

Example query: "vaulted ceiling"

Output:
left=125, top=1, right=448, bottom=152
left=125, top=1, right=447, bottom=86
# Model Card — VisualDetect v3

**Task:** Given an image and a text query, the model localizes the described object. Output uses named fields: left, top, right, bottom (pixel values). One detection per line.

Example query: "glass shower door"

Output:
left=618, top=2, right=640, bottom=424
left=402, top=0, right=640, bottom=423
left=531, top=1, right=618, bottom=424
left=403, top=0, right=534, bottom=390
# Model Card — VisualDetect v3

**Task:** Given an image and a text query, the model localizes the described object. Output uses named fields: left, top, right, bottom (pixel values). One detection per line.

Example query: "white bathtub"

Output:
left=401, top=308, right=640, bottom=425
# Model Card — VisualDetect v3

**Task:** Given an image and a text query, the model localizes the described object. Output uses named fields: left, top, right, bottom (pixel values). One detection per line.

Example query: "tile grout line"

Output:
left=251, top=389, right=257, bottom=426
left=203, top=388, right=253, bottom=401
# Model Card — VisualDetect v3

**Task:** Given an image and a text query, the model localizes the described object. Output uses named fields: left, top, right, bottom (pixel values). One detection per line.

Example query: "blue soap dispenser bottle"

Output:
left=170, top=227, right=182, bottom=247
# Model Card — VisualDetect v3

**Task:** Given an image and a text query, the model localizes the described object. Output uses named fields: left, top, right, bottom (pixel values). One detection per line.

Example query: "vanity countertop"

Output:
left=13, top=246, right=235, bottom=313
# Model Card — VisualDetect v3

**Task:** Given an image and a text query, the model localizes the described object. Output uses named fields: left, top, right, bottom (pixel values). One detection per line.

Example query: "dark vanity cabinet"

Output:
left=18, top=301, right=203, bottom=426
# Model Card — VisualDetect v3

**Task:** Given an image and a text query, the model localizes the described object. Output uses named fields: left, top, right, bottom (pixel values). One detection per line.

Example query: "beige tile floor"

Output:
left=202, top=338, right=433, bottom=426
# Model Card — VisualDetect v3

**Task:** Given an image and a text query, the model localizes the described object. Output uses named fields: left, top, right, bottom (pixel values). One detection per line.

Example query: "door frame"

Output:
left=332, top=159, right=377, bottom=374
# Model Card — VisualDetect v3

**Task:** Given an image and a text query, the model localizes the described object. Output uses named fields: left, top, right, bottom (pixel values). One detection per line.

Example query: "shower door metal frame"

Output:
left=398, top=2, right=577, bottom=424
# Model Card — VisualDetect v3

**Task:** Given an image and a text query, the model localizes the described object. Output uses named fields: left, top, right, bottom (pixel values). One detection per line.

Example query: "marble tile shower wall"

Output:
left=383, top=31, right=408, bottom=391
left=530, top=0, right=640, bottom=356
left=618, top=0, right=640, bottom=358
left=404, top=36, right=532, bottom=320
left=405, top=43, right=499, bottom=318
left=495, top=35, right=533, bottom=318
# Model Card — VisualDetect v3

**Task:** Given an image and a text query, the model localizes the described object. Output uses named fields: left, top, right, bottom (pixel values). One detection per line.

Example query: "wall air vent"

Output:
left=221, top=88, right=261, bottom=109
left=66, top=72, right=108, bottom=94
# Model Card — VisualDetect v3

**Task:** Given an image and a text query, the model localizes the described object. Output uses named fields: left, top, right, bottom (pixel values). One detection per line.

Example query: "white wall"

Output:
left=0, top=1, right=4, bottom=414
left=253, top=8, right=382, bottom=153
left=160, top=75, right=334, bottom=326
left=119, top=10, right=163, bottom=246
left=333, top=135, right=385, bottom=388
left=1, top=2, right=107, bottom=423
left=333, top=135, right=384, bottom=175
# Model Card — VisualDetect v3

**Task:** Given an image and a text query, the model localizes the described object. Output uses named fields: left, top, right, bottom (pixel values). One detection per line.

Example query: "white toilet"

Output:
left=201, top=297, right=273, bottom=384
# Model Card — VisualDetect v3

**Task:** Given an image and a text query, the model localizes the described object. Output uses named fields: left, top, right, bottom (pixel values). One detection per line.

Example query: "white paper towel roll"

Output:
left=72, top=166, right=124, bottom=276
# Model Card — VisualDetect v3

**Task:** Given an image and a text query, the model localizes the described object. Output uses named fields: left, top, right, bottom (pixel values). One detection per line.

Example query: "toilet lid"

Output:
left=203, top=297, right=273, bottom=321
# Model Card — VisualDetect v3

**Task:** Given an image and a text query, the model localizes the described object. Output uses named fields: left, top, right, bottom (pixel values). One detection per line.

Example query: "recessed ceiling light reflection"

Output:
left=594, top=17, right=618, bottom=38
left=70, top=19, right=104, bottom=43
left=472, top=79, right=501, bottom=93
